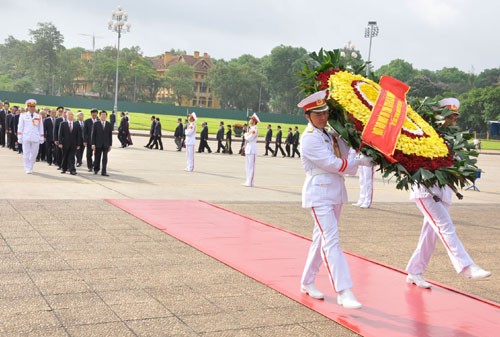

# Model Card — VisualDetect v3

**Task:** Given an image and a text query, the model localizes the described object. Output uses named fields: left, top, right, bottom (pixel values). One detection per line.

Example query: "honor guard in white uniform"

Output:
left=243, top=113, right=259, bottom=187
left=298, top=90, right=371, bottom=309
left=185, top=112, right=197, bottom=172
left=17, top=99, right=44, bottom=174
left=352, top=153, right=375, bottom=208
left=406, top=98, right=491, bottom=289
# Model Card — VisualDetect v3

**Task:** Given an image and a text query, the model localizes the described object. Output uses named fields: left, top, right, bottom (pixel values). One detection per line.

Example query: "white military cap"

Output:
left=297, top=90, right=329, bottom=113
left=438, top=98, right=460, bottom=112
left=25, top=99, right=37, bottom=107
left=251, top=113, right=260, bottom=124
left=190, top=112, right=197, bottom=121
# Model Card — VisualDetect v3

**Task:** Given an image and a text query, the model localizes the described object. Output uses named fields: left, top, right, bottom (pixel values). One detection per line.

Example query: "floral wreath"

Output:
left=298, top=49, right=479, bottom=193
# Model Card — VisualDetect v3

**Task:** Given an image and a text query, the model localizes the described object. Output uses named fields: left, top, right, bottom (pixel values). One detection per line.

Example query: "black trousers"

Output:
left=37, top=143, right=46, bottom=161
left=55, top=145, right=63, bottom=167
left=216, top=139, right=225, bottom=153
left=94, top=146, right=109, bottom=174
left=292, top=144, right=300, bottom=158
left=61, top=145, right=76, bottom=172
left=0, top=128, right=5, bottom=146
left=76, top=144, right=84, bottom=165
left=198, top=139, right=212, bottom=153
left=85, top=144, right=93, bottom=169
left=145, top=134, right=154, bottom=147
left=174, top=136, right=183, bottom=150
left=285, top=144, right=291, bottom=157
left=265, top=141, right=275, bottom=155
left=152, top=135, right=163, bottom=149
left=45, top=141, right=54, bottom=164
left=275, top=142, right=286, bottom=156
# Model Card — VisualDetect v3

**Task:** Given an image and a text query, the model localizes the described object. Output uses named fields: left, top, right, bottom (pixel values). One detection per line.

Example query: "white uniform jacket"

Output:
left=184, top=122, right=196, bottom=146
left=301, top=123, right=360, bottom=208
left=18, top=112, right=44, bottom=144
left=244, top=126, right=258, bottom=155
left=410, top=184, right=453, bottom=205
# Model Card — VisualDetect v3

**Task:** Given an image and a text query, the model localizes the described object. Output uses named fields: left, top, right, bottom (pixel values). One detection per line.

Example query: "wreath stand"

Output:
left=465, top=171, right=482, bottom=192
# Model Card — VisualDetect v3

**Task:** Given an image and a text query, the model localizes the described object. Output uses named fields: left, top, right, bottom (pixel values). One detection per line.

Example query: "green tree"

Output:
left=164, top=62, right=194, bottom=105
left=29, top=22, right=64, bottom=94
left=408, top=75, right=446, bottom=98
left=58, top=47, right=87, bottom=96
left=89, top=47, right=116, bottom=99
left=475, top=68, right=500, bottom=88
left=435, top=67, right=471, bottom=94
left=375, top=59, right=418, bottom=83
left=264, top=45, right=308, bottom=114
left=0, top=36, right=33, bottom=86
left=459, top=86, right=500, bottom=133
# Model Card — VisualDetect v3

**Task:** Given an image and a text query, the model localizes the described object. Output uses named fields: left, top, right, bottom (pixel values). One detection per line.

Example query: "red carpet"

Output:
left=107, top=199, right=499, bottom=337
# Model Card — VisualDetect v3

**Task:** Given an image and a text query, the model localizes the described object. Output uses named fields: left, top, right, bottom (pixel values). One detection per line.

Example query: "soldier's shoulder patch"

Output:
left=306, top=126, right=314, bottom=133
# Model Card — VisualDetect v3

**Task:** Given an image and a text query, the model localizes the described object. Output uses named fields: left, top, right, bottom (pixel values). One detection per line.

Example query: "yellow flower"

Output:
left=328, top=71, right=449, bottom=159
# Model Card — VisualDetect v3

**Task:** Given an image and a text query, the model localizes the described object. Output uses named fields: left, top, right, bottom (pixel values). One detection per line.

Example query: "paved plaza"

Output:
left=0, top=135, right=499, bottom=336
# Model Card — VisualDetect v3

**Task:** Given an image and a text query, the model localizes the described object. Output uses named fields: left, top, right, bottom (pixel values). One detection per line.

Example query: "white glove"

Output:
left=358, top=154, right=372, bottom=167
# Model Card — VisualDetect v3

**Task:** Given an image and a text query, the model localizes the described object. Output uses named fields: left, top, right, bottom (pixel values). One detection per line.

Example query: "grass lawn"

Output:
left=12, top=103, right=307, bottom=137
left=478, top=140, right=500, bottom=150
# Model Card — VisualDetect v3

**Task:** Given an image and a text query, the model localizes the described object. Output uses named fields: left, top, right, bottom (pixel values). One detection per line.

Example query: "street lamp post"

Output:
left=364, top=21, right=379, bottom=77
left=108, top=6, right=131, bottom=114
left=340, top=40, right=359, bottom=69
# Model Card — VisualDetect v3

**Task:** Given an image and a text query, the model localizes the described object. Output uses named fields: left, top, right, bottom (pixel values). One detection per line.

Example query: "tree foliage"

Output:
left=163, top=62, right=194, bottom=105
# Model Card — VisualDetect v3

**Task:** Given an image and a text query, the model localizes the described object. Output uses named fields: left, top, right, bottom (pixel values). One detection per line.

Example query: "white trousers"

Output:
left=358, top=165, right=374, bottom=207
left=186, top=145, right=195, bottom=171
left=22, top=141, right=39, bottom=172
left=245, top=154, right=256, bottom=186
left=406, top=198, right=473, bottom=274
left=301, top=204, right=352, bottom=293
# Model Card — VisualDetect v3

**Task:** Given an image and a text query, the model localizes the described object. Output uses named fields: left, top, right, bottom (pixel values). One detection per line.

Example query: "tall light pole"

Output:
left=108, top=6, right=131, bottom=114
left=340, top=40, right=359, bottom=69
left=364, top=21, right=379, bottom=77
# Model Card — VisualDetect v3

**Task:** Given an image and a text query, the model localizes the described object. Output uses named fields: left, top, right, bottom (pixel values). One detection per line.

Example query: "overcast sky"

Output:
left=2, top=0, right=499, bottom=73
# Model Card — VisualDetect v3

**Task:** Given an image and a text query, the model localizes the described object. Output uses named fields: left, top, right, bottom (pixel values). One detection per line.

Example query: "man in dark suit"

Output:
left=144, top=115, right=156, bottom=148
left=197, top=122, right=212, bottom=153
left=273, top=125, right=286, bottom=157
left=109, top=111, right=116, bottom=131
left=53, top=106, right=66, bottom=169
left=83, top=109, right=98, bottom=172
left=225, top=124, right=233, bottom=155
left=0, top=101, right=6, bottom=147
left=264, top=124, right=275, bottom=156
left=239, top=124, right=247, bottom=155
left=285, top=127, right=293, bottom=157
left=92, top=110, right=113, bottom=176
left=216, top=121, right=225, bottom=153
left=292, top=126, right=301, bottom=158
left=12, top=106, right=21, bottom=153
left=75, top=111, right=86, bottom=167
left=43, top=109, right=56, bottom=165
left=174, top=118, right=184, bottom=151
left=58, top=110, right=82, bottom=175
left=117, top=112, right=128, bottom=147
left=5, top=102, right=13, bottom=149
left=150, top=117, right=163, bottom=150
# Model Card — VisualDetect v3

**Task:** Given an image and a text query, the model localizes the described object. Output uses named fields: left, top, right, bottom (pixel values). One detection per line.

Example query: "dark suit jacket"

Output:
left=293, top=131, right=300, bottom=145
left=174, top=123, right=184, bottom=137
left=91, top=121, right=113, bottom=148
left=200, top=126, right=208, bottom=141
left=53, top=117, right=65, bottom=142
left=226, top=129, right=232, bottom=141
left=275, top=130, right=282, bottom=144
left=216, top=126, right=224, bottom=141
left=154, top=121, right=162, bottom=136
left=285, top=132, right=293, bottom=145
left=265, top=129, right=273, bottom=142
left=6, top=113, right=13, bottom=133
left=13, top=114, right=20, bottom=134
left=118, top=117, right=128, bottom=132
left=0, top=110, right=5, bottom=128
left=149, top=120, right=156, bottom=135
left=83, top=118, right=96, bottom=144
left=110, top=113, right=116, bottom=126
left=59, top=121, right=82, bottom=148
left=43, top=117, right=55, bottom=142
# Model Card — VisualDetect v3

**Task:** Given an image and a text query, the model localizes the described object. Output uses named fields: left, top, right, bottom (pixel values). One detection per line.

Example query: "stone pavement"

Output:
left=0, top=136, right=498, bottom=336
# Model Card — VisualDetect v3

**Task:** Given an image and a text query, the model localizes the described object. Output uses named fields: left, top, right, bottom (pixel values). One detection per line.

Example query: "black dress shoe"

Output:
left=76, top=163, right=81, bottom=167
left=88, top=168, right=93, bottom=172
left=101, top=173, right=109, bottom=176
left=60, top=171, right=66, bottom=174
left=57, top=167, right=61, bottom=170
left=70, top=171, right=77, bottom=175
left=94, top=171, right=98, bottom=175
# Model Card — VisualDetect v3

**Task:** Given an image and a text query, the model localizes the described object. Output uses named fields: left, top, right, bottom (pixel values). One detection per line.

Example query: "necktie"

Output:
left=102, top=122, right=105, bottom=130
left=70, top=122, right=73, bottom=132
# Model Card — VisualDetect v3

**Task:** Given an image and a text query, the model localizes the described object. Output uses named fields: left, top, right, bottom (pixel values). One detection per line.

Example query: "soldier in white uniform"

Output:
left=17, top=99, right=44, bottom=174
left=243, top=113, right=259, bottom=187
left=298, top=90, right=371, bottom=309
left=184, top=112, right=197, bottom=172
left=406, top=98, right=491, bottom=289
left=352, top=164, right=374, bottom=208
